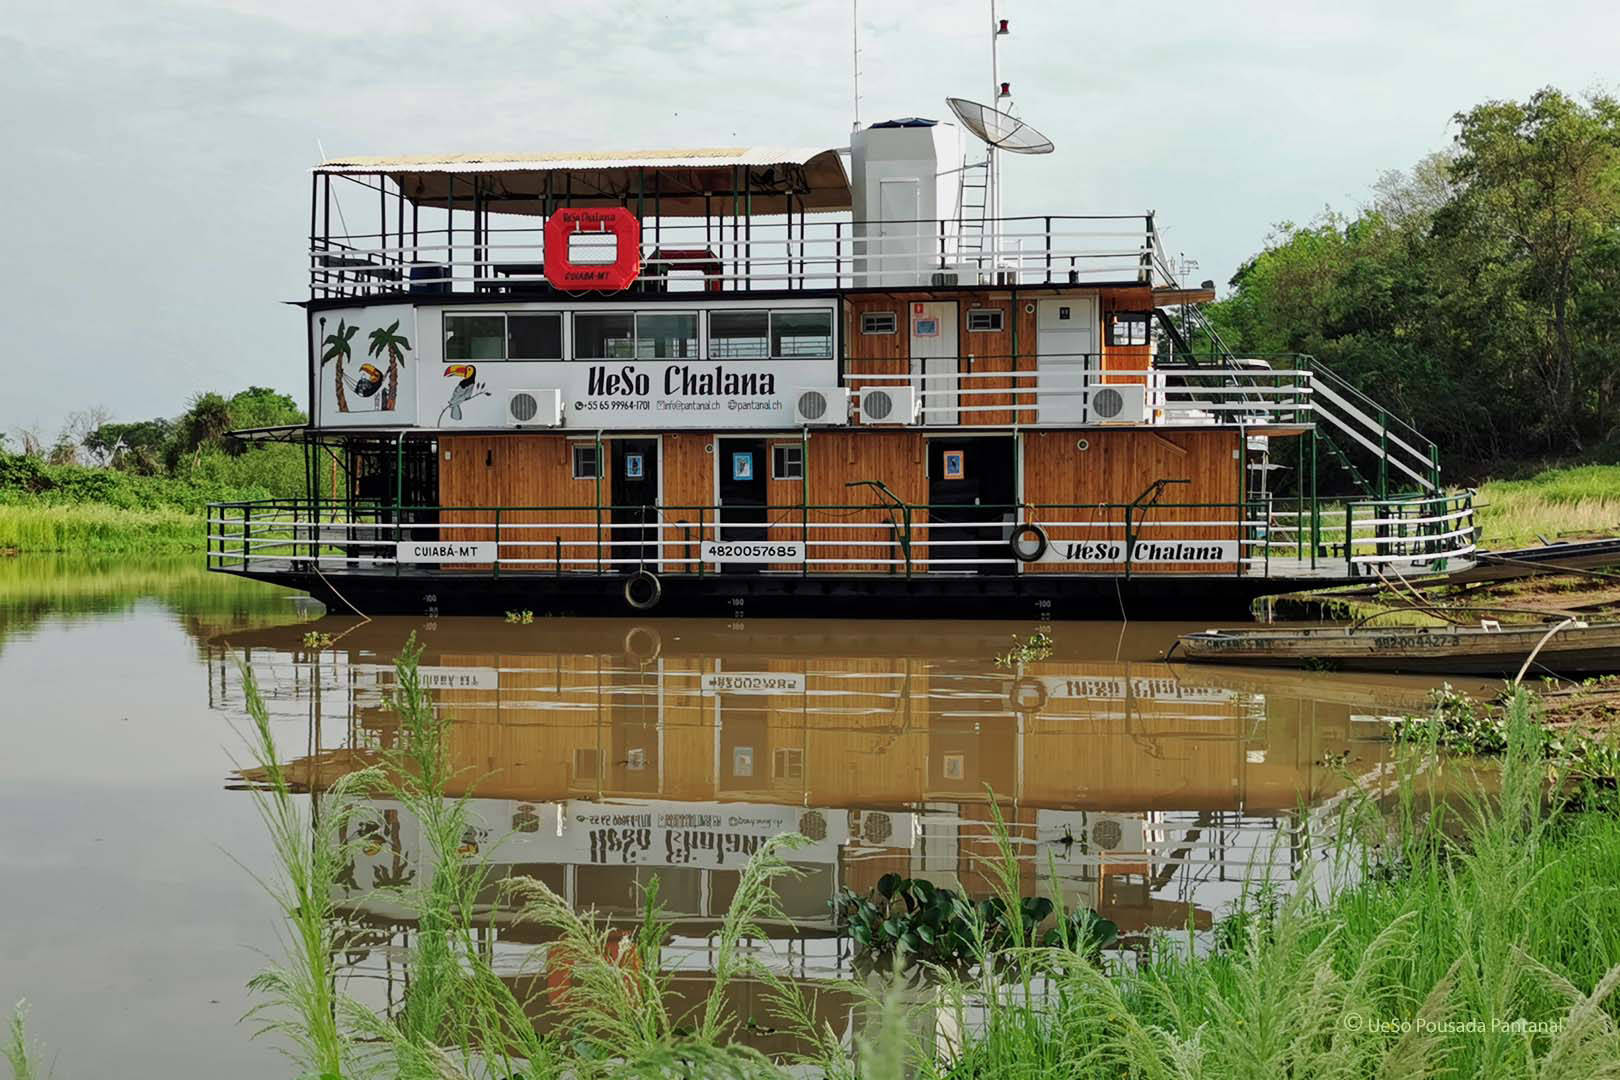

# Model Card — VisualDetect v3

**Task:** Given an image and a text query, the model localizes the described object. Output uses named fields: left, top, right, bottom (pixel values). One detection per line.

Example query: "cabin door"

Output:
left=1036, top=297, right=1099, bottom=424
left=927, top=436, right=1016, bottom=573
left=610, top=438, right=660, bottom=570
left=717, top=438, right=768, bottom=572
left=910, top=301, right=959, bottom=425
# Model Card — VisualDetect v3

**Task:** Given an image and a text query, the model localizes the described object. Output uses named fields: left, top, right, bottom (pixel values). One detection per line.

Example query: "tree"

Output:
left=1444, top=88, right=1620, bottom=449
left=227, top=386, right=305, bottom=431
left=366, top=321, right=412, bottom=411
left=321, top=319, right=358, bottom=413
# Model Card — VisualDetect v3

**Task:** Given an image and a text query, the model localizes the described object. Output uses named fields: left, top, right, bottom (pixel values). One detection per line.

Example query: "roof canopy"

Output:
left=316, top=147, right=851, bottom=217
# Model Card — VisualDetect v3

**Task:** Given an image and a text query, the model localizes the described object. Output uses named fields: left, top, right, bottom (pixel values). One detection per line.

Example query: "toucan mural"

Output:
left=318, top=315, right=414, bottom=413
left=440, top=364, right=490, bottom=423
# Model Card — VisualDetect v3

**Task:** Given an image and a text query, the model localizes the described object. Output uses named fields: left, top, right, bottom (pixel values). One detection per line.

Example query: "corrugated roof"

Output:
left=315, top=146, right=852, bottom=216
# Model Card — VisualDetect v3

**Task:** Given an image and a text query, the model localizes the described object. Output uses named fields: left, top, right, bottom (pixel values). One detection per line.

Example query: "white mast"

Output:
left=989, top=3, right=1011, bottom=232
left=852, top=0, right=862, bottom=132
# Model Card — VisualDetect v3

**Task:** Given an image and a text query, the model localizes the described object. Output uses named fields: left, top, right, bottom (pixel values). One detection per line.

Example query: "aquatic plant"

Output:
left=993, top=630, right=1054, bottom=667
left=504, top=609, right=534, bottom=624
left=4, top=1002, right=43, bottom=1080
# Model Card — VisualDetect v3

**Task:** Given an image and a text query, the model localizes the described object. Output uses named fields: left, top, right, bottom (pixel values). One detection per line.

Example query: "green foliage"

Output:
left=993, top=630, right=1054, bottom=667
left=1205, top=87, right=1620, bottom=468
left=4, top=1001, right=43, bottom=1080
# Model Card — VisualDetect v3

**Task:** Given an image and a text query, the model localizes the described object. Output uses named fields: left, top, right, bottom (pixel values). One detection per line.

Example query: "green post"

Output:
left=1123, top=504, right=1133, bottom=580
left=595, top=431, right=604, bottom=575
left=1309, top=429, right=1319, bottom=570
left=1377, top=409, right=1389, bottom=500
left=1345, top=501, right=1354, bottom=576
left=801, top=427, right=810, bottom=577
left=493, top=508, right=502, bottom=579
left=903, top=506, right=913, bottom=579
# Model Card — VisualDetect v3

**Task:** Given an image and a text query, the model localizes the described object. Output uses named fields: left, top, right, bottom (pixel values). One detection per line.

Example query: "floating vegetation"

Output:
left=505, top=609, right=534, bottom=624
left=300, top=631, right=334, bottom=648
left=993, top=629, right=1053, bottom=667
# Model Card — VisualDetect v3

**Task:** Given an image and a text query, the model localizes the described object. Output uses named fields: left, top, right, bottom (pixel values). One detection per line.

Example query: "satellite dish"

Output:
left=946, top=97, right=1055, bottom=154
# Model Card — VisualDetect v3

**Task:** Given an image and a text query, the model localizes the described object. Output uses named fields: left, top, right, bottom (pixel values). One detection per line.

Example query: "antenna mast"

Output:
left=852, top=0, right=862, bottom=132
left=988, top=2, right=1010, bottom=229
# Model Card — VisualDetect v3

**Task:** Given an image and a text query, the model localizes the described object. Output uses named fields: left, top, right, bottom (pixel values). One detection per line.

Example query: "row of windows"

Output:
left=571, top=443, right=803, bottom=480
left=857, top=308, right=1153, bottom=345
left=445, top=309, right=834, bottom=363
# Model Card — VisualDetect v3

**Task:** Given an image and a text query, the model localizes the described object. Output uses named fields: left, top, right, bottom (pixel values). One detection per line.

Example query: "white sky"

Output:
left=4, top=0, right=1617, bottom=436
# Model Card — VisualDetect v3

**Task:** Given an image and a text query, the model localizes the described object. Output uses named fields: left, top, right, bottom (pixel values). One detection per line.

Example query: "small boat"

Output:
left=1172, top=620, right=1620, bottom=677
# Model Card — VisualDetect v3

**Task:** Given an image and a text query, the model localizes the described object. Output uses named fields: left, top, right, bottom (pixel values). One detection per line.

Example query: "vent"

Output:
left=860, top=811, right=894, bottom=845
left=1091, top=818, right=1124, bottom=850
left=506, top=388, right=563, bottom=428
left=790, top=387, right=850, bottom=426
left=797, top=810, right=828, bottom=842
left=509, top=392, right=539, bottom=422
left=857, top=386, right=919, bottom=425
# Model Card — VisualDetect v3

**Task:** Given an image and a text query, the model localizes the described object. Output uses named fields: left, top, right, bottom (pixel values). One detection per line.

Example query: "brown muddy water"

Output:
left=0, top=556, right=1491, bottom=1075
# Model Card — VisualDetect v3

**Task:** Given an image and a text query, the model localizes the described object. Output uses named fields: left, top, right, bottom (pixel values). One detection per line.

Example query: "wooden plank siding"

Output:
left=439, top=435, right=598, bottom=571
left=1021, top=427, right=1243, bottom=574
left=843, top=286, right=1156, bottom=427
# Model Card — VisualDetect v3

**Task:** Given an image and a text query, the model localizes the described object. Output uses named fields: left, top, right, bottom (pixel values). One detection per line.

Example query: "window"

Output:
left=773, top=747, right=805, bottom=780
left=1108, top=311, right=1151, bottom=347
left=573, top=312, right=697, bottom=359
left=771, top=310, right=834, bottom=357
left=635, top=312, right=699, bottom=359
left=445, top=314, right=505, bottom=360
left=708, top=309, right=834, bottom=358
left=771, top=444, right=803, bottom=480
left=507, top=313, right=563, bottom=359
left=967, top=308, right=1004, bottom=333
left=573, top=312, right=635, bottom=358
left=572, top=747, right=601, bottom=779
left=861, top=311, right=897, bottom=335
left=709, top=310, right=770, bottom=358
left=572, top=443, right=599, bottom=479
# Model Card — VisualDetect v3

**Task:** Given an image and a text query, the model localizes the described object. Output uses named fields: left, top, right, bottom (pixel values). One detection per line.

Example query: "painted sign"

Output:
left=313, top=304, right=418, bottom=426
left=701, top=540, right=805, bottom=564
left=1040, top=539, right=1238, bottom=565
left=557, top=800, right=847, bottom=867
left=700, top=672, right=808, bottom=695
left=731, top=451, right=754, bottom=481
left=398, top=540, right=496, bottom=563
left=942, top=449, right=965, bottom=479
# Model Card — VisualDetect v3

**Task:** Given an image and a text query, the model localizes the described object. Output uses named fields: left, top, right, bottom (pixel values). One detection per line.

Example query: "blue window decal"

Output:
left=732, top=451, right=754, bottom=481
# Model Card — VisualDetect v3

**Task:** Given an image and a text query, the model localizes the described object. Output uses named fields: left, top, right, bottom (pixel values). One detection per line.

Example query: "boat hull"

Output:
left=223, top=567, right=1348, bottom=621
left=1175, top=624, right=1620, bottom=677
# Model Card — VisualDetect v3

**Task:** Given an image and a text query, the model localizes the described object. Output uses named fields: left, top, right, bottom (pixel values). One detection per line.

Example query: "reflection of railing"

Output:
left=309, top=215, right=1157, bottom=298
left=207, top=494, right=1477, bottom=580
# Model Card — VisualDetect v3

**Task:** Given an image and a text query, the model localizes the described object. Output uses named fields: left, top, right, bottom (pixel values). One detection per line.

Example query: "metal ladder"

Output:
left=956, top=158, right=990, bottom=263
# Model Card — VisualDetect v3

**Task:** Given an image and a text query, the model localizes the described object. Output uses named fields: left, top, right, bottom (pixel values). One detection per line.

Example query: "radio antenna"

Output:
left=851, top=0, right=862, bottom=131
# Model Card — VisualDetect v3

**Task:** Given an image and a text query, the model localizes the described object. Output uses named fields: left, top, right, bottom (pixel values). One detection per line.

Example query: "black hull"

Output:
left=225, top=568, right=1350, bottom=621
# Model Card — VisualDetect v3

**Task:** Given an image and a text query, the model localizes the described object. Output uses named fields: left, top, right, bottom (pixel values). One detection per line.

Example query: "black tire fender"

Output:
left=623, top=570, right=662, bottom=611
left=1009, top=523, right=1049, bottom=563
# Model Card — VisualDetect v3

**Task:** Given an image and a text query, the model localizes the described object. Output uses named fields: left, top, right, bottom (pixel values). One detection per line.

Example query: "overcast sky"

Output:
left=4, top=0, right=1617, bottom=436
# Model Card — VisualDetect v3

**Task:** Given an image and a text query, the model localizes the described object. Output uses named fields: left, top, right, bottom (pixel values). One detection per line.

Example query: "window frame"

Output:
left=706, top=308, right=835, bottom=360
left=443, top=313, right=509, bottom=361
left=966, top=308, right=1004, bottom=333
left=571, top=443, right=600, bottom=480
left=860, top=310, right=898, bottom=336
left=771, top=443, right=804, bottom=481
left=443, top=311, right=566, bottom=362
left=1107, top=311, right=1152, bottom=347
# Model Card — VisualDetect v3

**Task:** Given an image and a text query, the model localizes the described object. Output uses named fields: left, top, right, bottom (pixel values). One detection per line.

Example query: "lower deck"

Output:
left=210, top=426, right=1477, bottom=617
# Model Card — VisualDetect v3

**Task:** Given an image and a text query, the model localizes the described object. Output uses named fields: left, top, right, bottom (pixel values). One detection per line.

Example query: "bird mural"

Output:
left=352, top=362, right=385, bottom=401
left=439, top=364, right=490, bottom=423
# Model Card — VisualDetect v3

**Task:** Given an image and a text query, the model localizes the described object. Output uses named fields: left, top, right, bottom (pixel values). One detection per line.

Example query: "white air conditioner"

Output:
left=858, top=385, right=920, bottom=425
left=506, top=389, right=563, bottom=428
left=790, top=387, right=850, bottom=426
left=1089, top=384, right=1146, bottom=424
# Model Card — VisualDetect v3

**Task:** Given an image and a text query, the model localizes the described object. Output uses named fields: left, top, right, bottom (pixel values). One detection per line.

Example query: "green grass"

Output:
left=1477, top=464, right=1620, bottom=548
left=0, top=503, right=201, bottom=554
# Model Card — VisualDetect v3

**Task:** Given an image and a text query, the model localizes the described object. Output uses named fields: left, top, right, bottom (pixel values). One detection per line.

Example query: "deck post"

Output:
left=493, top=509, right=502, bottom=579
left=801, top=427, right=810, bottom=577
left=1344, top=501, right=1354, bottom=576
left=1123, top=504, right=1133, bottom=580
left=1309, top=429, right=1320, bottom=569
left=1378, top=409, right=1389, bottom=499
left=903, top=506, right=913, bottom=579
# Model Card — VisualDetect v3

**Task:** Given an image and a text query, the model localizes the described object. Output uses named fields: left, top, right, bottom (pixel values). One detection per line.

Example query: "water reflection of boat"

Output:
left=211, top=616, right=1448, bottom=1043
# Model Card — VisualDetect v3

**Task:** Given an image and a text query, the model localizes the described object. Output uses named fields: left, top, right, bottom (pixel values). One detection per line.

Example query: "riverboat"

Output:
left=206, top=49, right=1476, bottom=618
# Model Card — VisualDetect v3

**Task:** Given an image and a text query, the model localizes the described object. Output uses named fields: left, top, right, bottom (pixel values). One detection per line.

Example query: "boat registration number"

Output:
left=701, top=540, right=805, bottom=563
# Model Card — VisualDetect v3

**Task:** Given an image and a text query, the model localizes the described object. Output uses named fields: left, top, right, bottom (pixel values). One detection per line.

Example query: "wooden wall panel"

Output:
left=1100, top=286, right=1154, bottom=386
left=804, top=430, right=926, bottom=572
left=1021, top=428, right=1242, bottom=573
left=843, top=296, right=908, bottom=405
left=661, top=432, right=714, bottom=573
left=958, top=293, right=1016, bottom=426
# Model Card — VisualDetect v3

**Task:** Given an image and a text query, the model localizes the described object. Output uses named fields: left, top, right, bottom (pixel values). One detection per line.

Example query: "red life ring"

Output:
left=544, top=207, right=641, bottom=291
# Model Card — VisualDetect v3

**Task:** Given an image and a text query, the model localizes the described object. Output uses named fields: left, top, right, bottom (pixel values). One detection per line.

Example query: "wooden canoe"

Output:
left=1172, top=620, right=1620, bottom=677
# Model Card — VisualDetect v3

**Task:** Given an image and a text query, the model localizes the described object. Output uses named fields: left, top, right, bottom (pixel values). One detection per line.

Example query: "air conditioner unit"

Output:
left=858, top=385, right=920, bottom=425
left=1088, top=814, right=1146, bottom=854
left=1089, top=383, right=1146, bottom=424
left=506, top=389, right=563, bottom=428
left=790, top=387, right=850, bottom=426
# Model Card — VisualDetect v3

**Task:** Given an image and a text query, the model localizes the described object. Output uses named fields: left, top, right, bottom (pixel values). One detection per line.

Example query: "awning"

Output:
left=315, top=147, right=851, bottom=217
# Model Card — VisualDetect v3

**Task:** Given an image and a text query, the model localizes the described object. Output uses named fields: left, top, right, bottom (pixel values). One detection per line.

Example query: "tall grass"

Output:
left=1477, top=464, right=1620, bottom=547
left=0, top=504, right=200, bottom=553
left=4, top=1002, right=42, bottom=1080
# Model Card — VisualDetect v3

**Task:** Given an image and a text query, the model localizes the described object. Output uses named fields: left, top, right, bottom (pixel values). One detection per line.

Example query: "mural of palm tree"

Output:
left=366, top=320, right=412, bottom=411
left=321, top=320, right=359, bottom=413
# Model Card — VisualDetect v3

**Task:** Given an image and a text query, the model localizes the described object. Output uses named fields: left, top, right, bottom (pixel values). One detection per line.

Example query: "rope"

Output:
left=1515, top=618, right=1577, bottom=687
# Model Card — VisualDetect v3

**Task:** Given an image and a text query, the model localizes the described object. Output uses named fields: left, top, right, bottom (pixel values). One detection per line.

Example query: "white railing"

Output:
left=309, top=215, right=1156, bottom=298
left=844, top=362, right=1314, bottom=426
left=206, top=493, right=1476, bottom=581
